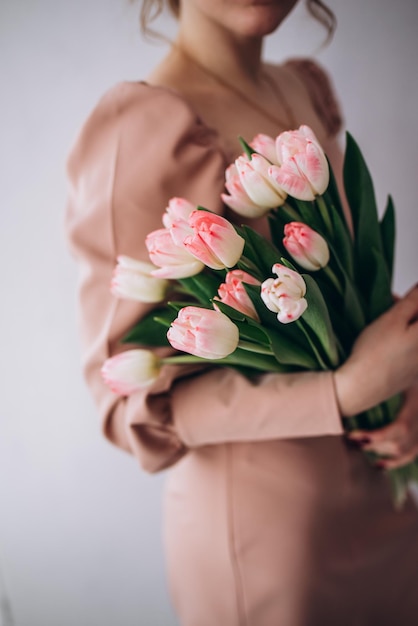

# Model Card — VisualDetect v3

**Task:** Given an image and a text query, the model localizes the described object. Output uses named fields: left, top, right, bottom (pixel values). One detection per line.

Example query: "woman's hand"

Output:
left=347, top=384, right=418, bottom=469
left=333, top=284, right=418, bottom=417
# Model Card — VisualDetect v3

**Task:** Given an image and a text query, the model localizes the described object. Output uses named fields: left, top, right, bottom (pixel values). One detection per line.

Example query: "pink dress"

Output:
left=66, top=60, right=418, bottom=626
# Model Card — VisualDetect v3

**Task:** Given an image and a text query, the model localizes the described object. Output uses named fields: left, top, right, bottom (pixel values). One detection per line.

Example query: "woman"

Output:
left=66, top=1, right=418, bottom=624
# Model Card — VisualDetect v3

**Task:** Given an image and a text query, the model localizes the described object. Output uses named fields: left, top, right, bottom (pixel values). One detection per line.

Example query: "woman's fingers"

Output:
left=348, top=422, right=408, bottom=457
left=376, top=447, right=418, bottom=470
left=395, top=283, right=418, bottom=325
left=346, top=384, right=418, bottom=468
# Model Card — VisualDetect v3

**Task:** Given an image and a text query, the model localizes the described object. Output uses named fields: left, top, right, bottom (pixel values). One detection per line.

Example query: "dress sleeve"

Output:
left=66, top=81, right=343, bottom=474
left=285, top=58, right=343, bottom=138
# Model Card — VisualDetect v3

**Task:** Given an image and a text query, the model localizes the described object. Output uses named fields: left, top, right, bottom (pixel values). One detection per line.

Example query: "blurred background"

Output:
left=1, top=0, right=417, bottom=624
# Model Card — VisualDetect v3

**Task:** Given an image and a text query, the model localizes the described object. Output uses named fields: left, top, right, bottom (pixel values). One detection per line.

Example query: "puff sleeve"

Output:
left=66, top=81, right=343, bottom=474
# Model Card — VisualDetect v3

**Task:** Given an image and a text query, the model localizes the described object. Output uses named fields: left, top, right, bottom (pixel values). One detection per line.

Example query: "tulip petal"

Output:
left=269, top=163, right=315, bottom=202
left=111, top=255, right=169, bottom=302
left=101, top=349, right=160, bottom=395
left=167, top=307, right=239, bottom=359
left=146, top=227, right=204, bottom=278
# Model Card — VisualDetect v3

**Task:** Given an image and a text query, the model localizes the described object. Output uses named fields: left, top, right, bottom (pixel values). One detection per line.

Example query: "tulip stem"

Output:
left=315, top=195, right=333, bottom=236
left=322, top=266, right=343, bottom=296
left=237, top=341, right=273, bottom=355
left=282, top=202, right=301, bottom=222
left=295, top=319, right=330, bottom=370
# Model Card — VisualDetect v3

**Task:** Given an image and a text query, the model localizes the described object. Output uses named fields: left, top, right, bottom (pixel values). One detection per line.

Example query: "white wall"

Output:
left=1, top=1, right=417, bottom=625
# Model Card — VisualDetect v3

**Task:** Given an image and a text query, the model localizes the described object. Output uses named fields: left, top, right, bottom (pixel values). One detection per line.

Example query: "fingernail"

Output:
left=347, top=436, right=371, bottom=446
left=345, top=437, right=370, bottom=449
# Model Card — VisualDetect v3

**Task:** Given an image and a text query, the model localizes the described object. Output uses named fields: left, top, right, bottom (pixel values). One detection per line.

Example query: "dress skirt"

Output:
left=163, top=438, right=418, bottom=626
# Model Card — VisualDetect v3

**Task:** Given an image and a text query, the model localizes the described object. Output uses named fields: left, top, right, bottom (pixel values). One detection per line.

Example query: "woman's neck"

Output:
left=175, top=12, right=265, bottom=88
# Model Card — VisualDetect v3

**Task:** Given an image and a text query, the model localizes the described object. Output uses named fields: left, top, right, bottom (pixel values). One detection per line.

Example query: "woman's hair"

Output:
left=138, top=0, right=336, bottom=41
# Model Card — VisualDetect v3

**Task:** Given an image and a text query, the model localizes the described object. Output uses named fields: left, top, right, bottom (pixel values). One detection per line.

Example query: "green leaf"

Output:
left=178, top=271, right=223, bottom=306
left=267, top=208, right=292, bottom=251
left=324, top=157, right=345, bottom=223
left=209, top=300, right=246, bottom=323
left=164, top=348, right=288, bottom=373
left=342, top=271, right=366, bottom=333
left=293, top=199, right=325, bottom=234
left=328, top=202, right=354, bottom=280
left=122, top=307, right=175, bottom=346
left=367, top=248, right=393, bottom=320
left=343, top=132, right=382, bottom=253
left=380, top=194, right=396, bottom=286
left=240, top=225, right=282, bottom=276
left=301, top=275, right=339, bottom=367
left=239, top=136, right=255, bottom=159
left=266, top=328, right=319, bottom=369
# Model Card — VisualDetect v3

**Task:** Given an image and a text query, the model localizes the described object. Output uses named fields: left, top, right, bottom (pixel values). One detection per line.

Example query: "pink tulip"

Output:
left=234, top=154, right=287, bottom=209
left=221, top=162, right=269, bottom=218
left=146, top=227, right=204, bottom=278
left=162, top=197, right=196, bottom=246
left=214, top=270, right=260, bottom=320
left=111, top=255, right=169, bottom=302
left=250, top=133, right=280, bottom=165
left=101, top=349, right=160, bottom=396
left=167, top=306, right=239, bottom=359
left=183, top=210, right=245, bottom=270
left=261, top=263, right=307, bottom=324
left=269, top=125, right=329, bottom=201
left=283, top=222, right=330, bottom=271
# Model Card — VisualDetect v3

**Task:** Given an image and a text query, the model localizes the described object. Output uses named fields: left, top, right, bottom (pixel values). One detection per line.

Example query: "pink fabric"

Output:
left=66, top=74, right=344, bottom=473
left=66, top=61, right=418, bottom=625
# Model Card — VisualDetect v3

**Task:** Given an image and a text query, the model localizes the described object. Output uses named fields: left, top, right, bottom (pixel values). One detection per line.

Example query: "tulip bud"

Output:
left=101, top=349, right=160, bottom=396
left=221, top=162, right=269, bottom=218
left=214, top=270, right=260, bottom=320
left=235, top=154, right=287, bottom=209
left=111, top=256, right=169, bottom=302
left=269, top=125, right=329, bottom=201
left=167, top=306, right=239, bottom=359
left=261, top=263, right=307, bottom=324
left=146, top=227, right=204, bottom=279
left=250, top=133, right=280, bottom=165
left=283, top=222, right=330, bottom=271
left=162, top=197, right=196, bottom=246
left=183, top=210, right=245, bottom=270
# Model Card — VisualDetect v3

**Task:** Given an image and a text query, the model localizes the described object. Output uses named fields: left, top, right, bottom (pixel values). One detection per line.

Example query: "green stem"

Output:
left=315, top=195, right=333, bottom=236
left=163, top=351, right=286, bottom=373
left=295, top=319, right=329, bottom=370
left=237, top=340, right=273, bottom=355
left=322, top=265, right=344, bottom=297
left=282, top=201, right=301, bottom=222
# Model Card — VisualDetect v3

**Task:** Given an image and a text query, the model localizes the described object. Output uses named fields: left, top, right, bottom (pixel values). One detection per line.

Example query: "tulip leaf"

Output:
left=267, top=209, right=292, bottom=251
left=342, top=272, right=366, bottom=334
left=239, top=136, right=256, bottom=159
left=266, top=329, right=319, bottom=369
left=223, top=348, right=290, bottom=373
left=178, top=271, right=223, bottom=306
left=122, top=307, right=175, bottom=346
left=367, top=248, right=393, bottom=320
left=164, top=351, right=287, bottom=373
left=292, top=199, right=325, bottom=235
left=343, top=132, right=384, bottom=296
left=210, top=300, right=246, bottom=323
left=301, top=275, right=339, bottom=368
left=328, top=202, right=354, bottom=280
left=236, top=255, right=265, bottom=282
left=380, top=194, right=396, bottom=285
left=240, top=225, right=282, bottom=276
left=324, top=157, right=346, bottom=224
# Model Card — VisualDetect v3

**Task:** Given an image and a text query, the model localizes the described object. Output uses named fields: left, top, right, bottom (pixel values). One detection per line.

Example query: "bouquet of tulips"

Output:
left=102, top=124, right=418, bottom=507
